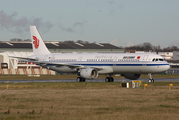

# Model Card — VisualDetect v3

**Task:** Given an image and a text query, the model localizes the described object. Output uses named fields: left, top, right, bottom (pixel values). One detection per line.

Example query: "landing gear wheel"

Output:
left=149, top=79, right=154, bottom=83
left=76, top=77, right=86, bottom=82
left=109, top=77, right=114, bottom=82
left=82, top=78, right=86, bottom=82
left=76, top=77, right=81, bottom=82
left=105, top=77, right=114, bottom=82
left=105, top=77, right=110, bottom=82
left=148, top=73, right=154, bottom=83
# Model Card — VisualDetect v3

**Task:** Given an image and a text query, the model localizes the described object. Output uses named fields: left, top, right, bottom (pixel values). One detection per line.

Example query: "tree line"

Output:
left=124, top=42, right=178, bottom=52
left=10, top=38, right=90, bottom=44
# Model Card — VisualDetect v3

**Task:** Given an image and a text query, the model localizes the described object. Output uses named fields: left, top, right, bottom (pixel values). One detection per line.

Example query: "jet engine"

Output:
left=80, top=68, right=98, bottom=79
left=121, top=74, right=141, bottom=80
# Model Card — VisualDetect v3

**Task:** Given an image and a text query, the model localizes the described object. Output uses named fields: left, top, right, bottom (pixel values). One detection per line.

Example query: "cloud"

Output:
left=108, top=0, right=124, bottom=16
left=109, top=0, right=115, bottom=5
left=59, top=19, right=87, bottom=34
left=59, top=25, right=75, bottom=33
left=125, top=41, right=134, bottom=47
left=30, top=18, right=53, bottom=33
left=110, top=38, right=121, bottom=46
left=0, top=10, right=53, bottom=35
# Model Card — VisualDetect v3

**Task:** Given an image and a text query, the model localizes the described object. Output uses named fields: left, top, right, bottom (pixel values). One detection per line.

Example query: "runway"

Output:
left=0, top=78, right=179, bottom=83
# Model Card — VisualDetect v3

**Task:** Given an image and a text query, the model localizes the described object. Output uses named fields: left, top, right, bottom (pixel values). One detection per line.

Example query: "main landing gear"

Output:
left=76, top=76, right=114, bottom=82
left=76, top=77, right=86, bottom=82
left=105, top=77, right=114, bottom=82
left=148, top=73, right=154, bottom=82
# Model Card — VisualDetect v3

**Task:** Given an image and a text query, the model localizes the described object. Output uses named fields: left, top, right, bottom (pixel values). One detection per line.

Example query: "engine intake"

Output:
left=121, top=74, right=141, bottom=80
left=80, top=68, right=98, bottom=79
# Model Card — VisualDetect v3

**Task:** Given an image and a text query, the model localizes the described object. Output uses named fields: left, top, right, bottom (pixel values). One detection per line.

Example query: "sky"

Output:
left=0, top=0, right=179, bottom=48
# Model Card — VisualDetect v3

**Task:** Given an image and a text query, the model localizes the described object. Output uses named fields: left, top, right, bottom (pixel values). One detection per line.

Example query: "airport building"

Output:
left=0, top=41, right=123, bottom=53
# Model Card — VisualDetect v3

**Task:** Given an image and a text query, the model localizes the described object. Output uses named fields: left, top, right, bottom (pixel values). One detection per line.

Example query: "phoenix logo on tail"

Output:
left=33, top=36, right=39, bottom=49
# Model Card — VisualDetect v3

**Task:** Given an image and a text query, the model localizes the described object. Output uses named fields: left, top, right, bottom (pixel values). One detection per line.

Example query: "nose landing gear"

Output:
left=148, top=73, right=154, bottom=82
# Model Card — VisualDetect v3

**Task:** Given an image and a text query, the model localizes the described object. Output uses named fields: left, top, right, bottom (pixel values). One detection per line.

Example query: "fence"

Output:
left=0, top=69, right=56, bottom=75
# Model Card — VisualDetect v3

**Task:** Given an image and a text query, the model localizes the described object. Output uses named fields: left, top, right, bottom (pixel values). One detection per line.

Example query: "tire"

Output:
left=82, top=78, right=86, bottom=82
left=105, top=77, right=110, bottom=82
left=109, top=77, right=114, bottom=82
left=76, top=77, right=81, bottom=82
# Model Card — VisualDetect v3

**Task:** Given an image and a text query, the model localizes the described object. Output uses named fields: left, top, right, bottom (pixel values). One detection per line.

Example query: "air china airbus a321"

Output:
left=25, top=26, right=170, bottom=82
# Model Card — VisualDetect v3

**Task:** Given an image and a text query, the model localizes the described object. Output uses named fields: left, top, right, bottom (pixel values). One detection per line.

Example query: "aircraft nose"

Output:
left=164, top=62, right=170, bottom=71
left=166, top=64, right=170, bottom=71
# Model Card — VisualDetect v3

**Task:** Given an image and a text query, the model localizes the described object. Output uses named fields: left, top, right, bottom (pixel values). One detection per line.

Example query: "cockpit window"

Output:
left=152, top=58, right=164, bottom=62
left=159, top=58, right=164, bottom=61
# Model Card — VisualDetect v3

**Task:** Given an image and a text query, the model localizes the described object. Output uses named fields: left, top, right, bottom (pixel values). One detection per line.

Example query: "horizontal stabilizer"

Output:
left=9, top=56, right=38, bottom=61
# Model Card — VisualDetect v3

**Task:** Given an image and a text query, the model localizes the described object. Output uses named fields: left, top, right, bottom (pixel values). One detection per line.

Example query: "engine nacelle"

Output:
left=121, top=74, right=141, bottom=80
left=80, top=68, right=98, bottom=79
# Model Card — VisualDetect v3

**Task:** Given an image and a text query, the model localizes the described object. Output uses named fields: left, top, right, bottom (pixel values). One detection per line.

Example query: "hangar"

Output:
left=0, top=40, right=123, bottom=53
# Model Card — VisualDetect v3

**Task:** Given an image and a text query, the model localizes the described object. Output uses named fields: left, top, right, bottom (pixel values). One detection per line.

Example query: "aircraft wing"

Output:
left=33, top=61, right=103, bottom=70
left=8, top=56, right=38, bottom=61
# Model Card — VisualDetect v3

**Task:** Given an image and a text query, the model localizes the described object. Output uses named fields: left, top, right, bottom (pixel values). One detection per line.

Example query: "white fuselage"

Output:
left=27, top=26, right=170, bottom=81
left=30, top=53, right=170, bottom=74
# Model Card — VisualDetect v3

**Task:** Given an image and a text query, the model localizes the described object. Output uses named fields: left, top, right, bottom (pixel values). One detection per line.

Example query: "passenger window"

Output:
left=152, top=59, right=155, bottom=61
left=156, top=59, right=158, bottom=61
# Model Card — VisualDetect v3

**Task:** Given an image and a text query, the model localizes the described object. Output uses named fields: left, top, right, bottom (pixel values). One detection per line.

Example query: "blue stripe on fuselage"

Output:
left=74, top=64, right=169, bottom=66
left=44, top=63, right=169, bottom=67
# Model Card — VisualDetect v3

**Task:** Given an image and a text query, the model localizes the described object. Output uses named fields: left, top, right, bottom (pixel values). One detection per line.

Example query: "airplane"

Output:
left=24, top=26, right=170, bottom=82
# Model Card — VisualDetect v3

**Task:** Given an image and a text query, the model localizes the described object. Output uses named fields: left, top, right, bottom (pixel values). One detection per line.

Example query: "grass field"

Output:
left=0, top=82, right=179, bottom=120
